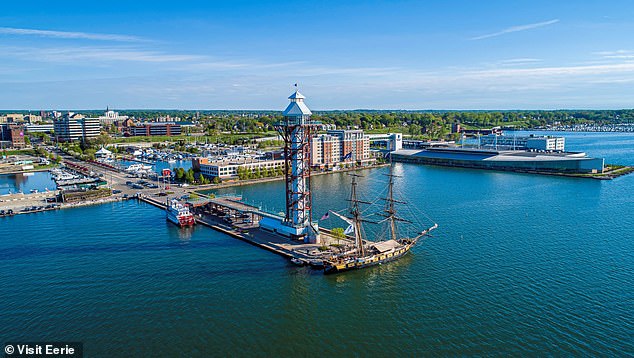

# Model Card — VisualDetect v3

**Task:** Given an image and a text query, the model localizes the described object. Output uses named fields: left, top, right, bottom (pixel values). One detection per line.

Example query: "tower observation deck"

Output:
left=274, top=90, right=321, bottom=243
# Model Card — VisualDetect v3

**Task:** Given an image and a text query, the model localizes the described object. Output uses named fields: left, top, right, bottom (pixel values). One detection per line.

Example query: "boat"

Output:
left=322, top=166, right=437, bottom=274
left=166, top=199, right=195, bottom=227
left=125, top=164, right=152, bottom=172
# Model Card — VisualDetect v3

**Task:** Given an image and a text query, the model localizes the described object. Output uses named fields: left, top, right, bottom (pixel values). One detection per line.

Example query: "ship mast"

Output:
left=380, top=164, right=410, bottom=241
left=385, top=170, right=398, bottom=241
left=348, top=174, right=366, bottom=257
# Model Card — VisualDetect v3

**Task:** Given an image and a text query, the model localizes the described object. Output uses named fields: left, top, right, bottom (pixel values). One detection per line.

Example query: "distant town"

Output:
left=1, top=103, right=633, bottom=220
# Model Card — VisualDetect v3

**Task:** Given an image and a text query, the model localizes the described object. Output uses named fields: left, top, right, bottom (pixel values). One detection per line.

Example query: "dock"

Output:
left=137, top=194, right=343, bottom=268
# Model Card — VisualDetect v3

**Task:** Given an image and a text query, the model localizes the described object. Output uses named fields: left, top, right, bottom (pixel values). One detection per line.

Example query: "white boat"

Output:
left=166, top=199, right=195, bottom=227
left=126, top=164, right=152, bottom=172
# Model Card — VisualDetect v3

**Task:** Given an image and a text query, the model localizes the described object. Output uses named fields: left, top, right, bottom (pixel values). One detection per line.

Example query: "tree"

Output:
left=185, top=168, right=195, bottom=183
left=237, top=167, right=246, bottom=180
left=213, top=176, right=221, bottom=184
left=94, top=133, right=111, bottom=147
left=197, top=173, right=206, bottom=184
left=409, top=123, right=421, bottom=136
left=84, top=148, right=96, bottom=160
left=331, top=227, right=346, bottom=245
left=175, top=167, right=185, bottom=181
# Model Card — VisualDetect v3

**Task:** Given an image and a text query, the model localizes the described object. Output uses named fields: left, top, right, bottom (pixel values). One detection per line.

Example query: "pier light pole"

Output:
left=274, top=88, right=321, bottom=243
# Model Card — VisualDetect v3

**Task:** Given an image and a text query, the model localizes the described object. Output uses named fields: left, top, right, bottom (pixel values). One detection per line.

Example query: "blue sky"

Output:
left=1, top=0, right=634, bottom=110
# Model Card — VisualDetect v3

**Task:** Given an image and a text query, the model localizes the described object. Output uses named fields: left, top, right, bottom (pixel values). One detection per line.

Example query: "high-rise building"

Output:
left=53, top=113, right=101, bottom=142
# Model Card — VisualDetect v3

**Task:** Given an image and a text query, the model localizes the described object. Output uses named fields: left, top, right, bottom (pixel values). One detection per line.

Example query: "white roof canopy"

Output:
left=283, top=101, right=312, bottom=116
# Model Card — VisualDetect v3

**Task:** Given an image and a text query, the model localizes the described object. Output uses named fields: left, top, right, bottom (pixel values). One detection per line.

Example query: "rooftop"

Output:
left=283, top=101, right=312, bottom=116
left=288, top=90, right=306, bottom=100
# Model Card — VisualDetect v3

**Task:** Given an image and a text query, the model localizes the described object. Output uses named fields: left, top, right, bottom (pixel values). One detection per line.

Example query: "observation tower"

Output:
left=274, top=89, right=321, bottom=243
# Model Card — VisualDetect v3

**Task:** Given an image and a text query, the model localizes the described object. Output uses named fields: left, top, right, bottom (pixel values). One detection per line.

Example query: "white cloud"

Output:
left=0, top=45, right=203, bottom=63
left=0, top=27, right=145, bottom=42
left=471, top=19, right=560, bottom=40
left=594, top=50, right=634, bottom=60
left=499, top=58, right=542, bottom=65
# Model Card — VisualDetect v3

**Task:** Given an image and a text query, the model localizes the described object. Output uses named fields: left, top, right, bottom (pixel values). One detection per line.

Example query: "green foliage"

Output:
left=1, top=149, right=35, bottom=156
left=174, top=167, right=186, bottom=181
left=196, top=172, right=210, bottom=185
left=331, top=227, right=346, bottom=239
left=83, top=148, right=96, bottom=160
left=185, top=168, right=195, bottom=183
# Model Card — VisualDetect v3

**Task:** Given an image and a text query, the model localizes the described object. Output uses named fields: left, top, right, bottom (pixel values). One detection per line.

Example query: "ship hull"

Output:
left=323, top=243, right=413, bottom=274
left=166, top=210, right=195, bottom=227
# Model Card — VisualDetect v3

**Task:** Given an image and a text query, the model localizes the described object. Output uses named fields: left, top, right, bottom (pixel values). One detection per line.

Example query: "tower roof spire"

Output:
left=288, top=90, right=305, bottom=100
left=283, top=87, right=312, bottom=116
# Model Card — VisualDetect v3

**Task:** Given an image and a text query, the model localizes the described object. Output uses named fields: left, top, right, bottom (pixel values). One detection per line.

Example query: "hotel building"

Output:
left=310, top=129, right=372, bottom=168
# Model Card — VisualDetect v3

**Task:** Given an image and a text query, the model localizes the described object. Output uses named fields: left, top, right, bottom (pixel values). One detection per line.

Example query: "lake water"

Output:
left=0, top=132, right=632, bottom=356
left=0, top=171, right=57, bottom=195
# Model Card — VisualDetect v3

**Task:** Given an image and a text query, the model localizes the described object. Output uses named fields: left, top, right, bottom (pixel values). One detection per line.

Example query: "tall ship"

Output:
left=166, top=199, right=195, bottom=227
left=323, top=166, right=437, bottom=274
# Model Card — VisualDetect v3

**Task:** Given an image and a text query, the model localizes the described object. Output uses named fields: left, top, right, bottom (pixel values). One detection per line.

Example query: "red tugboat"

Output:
left=166, top=199, right=195, bottom=227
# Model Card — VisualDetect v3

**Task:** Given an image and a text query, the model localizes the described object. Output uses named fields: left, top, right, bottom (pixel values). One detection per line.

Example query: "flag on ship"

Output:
left=343, top=152, right=353, bottom=160
left=344, top=224, right=355, bottom=235
left=320, top=212, right=330, bottom=220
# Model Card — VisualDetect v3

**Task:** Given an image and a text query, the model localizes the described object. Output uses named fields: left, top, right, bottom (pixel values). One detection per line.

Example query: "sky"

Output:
left=1, top=0, right=634, bottom=110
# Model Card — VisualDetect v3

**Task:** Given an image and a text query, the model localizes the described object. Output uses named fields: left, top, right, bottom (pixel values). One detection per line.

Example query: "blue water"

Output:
left=1, top=133, right=633, bottom=356
left=0, top=171, right=57, bottom=195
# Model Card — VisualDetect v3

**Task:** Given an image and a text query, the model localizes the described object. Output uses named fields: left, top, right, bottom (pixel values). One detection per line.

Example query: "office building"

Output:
left=0, top=124, right=26, bottom=148
left=131, top=122, right=182, bottom=136
left=53, top=113, right=101, bottom=142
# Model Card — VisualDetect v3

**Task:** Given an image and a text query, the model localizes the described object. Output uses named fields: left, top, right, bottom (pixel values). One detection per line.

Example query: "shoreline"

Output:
left=190, top=163, right=390, bottom=192
left=0, top=167, right=53, bottom=176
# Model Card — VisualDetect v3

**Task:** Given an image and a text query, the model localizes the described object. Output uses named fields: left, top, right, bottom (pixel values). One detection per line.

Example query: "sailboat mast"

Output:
left=349, top=175, right=365, bottom=257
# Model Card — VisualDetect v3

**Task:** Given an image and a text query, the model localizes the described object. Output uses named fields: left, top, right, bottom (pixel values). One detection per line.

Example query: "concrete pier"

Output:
left=138, top=194, right=346, bottom=268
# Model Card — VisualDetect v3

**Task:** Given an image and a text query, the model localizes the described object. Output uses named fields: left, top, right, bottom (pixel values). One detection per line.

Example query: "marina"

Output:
left=0, top=171, right=57, bottom=195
